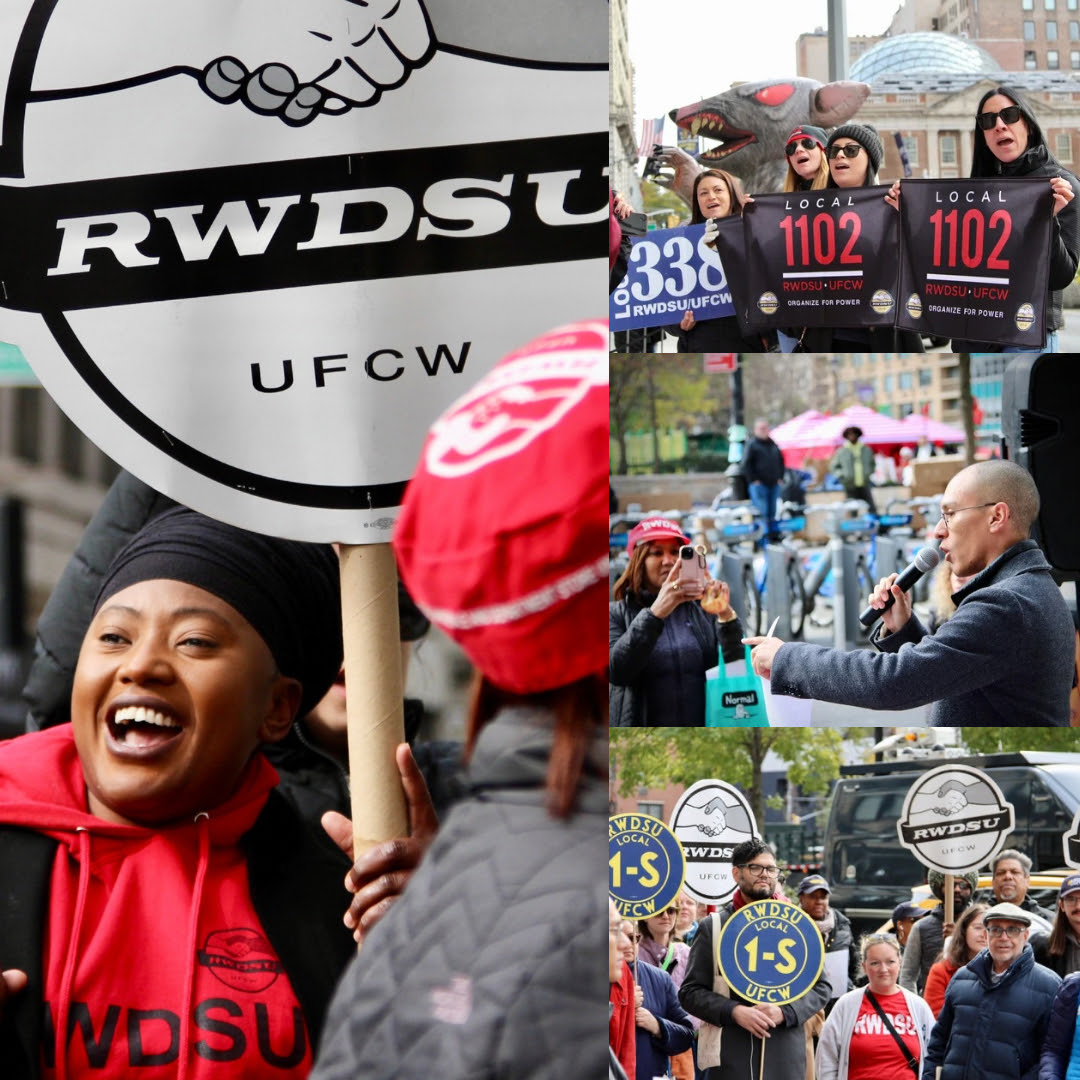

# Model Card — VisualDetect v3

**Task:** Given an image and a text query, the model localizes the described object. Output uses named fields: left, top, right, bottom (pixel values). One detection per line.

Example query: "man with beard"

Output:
left=679, top=839, right=830, bottom=1080
left=899, top=870, right=978, bottom=994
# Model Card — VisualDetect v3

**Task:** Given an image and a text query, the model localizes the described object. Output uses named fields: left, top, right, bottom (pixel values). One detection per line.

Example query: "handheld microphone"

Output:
left=858, top=545, right=941, bottom=627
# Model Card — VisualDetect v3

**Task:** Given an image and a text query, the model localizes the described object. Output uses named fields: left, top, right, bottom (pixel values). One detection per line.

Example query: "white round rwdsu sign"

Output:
left=0, top=0, right=607, bottom=541
left=896, top=765, right=1015, bottom=875
left=669, top=780, right=758, bottom=905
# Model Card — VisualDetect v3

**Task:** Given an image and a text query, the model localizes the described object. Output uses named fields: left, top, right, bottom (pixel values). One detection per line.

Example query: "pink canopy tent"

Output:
left=772, top=405, right=916, bottom=465
left=768, top=409, right=825, bottom=444
left=898, top=413, right=966, bottom=444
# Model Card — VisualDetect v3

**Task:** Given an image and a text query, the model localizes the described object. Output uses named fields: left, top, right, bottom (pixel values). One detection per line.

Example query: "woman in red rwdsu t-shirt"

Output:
left=816, top=933, right=937, bottom=1080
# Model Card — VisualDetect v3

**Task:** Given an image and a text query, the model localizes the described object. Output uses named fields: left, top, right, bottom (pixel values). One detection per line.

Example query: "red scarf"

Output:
left=731, top=887, right=786, bottom=911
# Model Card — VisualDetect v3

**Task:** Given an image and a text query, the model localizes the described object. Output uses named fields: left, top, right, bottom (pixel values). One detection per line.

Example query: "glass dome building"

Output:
left=851, top=32, right=1003, bottom=81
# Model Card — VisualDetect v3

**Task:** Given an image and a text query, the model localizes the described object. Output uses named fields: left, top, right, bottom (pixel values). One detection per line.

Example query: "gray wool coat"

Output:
left=679, top=903, right=831, bottom=1080
left=769, top=540, right=1074, bottom=725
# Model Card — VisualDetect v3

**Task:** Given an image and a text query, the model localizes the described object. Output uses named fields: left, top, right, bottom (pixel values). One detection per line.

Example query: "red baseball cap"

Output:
left=626, top=517, right=690, bottom=555
left=393, top=319, right=608, bottom=694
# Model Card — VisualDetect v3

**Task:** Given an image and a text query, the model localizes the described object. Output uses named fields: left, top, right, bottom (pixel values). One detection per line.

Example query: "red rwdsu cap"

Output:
left=393, top=320, right=608, bottom=694
left=626, top=517, right=690, bottom=554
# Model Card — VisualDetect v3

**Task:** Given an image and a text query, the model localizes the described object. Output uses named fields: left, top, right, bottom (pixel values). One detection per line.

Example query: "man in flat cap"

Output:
left=921, top=902, right=1061, bottom=1080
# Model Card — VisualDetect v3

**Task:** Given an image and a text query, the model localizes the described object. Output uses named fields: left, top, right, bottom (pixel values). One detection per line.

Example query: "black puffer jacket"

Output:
left=309, top=706, right=608, bottom=1080
left=609, top=593, right=745, bottom=726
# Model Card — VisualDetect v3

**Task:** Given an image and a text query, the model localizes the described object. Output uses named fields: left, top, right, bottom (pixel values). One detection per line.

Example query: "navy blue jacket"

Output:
left=1039, top=971, right=1080, bottom=1080
left=770, top=540, right=1075, bottom=725
left=922, top=944, right=1061, bottom=1080
left=635, top=960, right=694, bottom=1080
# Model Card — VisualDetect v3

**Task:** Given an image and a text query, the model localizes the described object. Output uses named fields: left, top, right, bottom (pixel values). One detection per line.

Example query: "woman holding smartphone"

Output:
left=609, top=517, right=744, bottom=726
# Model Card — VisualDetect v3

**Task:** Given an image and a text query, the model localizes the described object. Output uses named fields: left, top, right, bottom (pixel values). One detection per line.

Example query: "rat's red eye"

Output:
left=754, top=84, right=795, bottom=107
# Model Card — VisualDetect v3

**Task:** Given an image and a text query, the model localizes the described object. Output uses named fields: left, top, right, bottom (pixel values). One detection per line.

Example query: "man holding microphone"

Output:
left=745, top=459, right=1074, bottom=725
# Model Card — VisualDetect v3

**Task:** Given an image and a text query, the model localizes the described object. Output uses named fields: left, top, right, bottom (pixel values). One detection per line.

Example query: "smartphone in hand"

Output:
left=679, top=544, right=706, bottom=588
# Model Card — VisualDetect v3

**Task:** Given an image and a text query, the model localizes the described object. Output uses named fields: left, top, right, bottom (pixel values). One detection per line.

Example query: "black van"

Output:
left=823, top=751, right=1080, bottom=935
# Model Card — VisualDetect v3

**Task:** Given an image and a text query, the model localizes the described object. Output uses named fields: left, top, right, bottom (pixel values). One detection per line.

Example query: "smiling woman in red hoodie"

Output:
left=0, top=510, right=365, bottom=1079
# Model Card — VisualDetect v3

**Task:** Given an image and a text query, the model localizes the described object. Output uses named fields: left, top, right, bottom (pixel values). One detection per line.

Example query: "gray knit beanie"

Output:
left=828, top=123, right=884, bottom=174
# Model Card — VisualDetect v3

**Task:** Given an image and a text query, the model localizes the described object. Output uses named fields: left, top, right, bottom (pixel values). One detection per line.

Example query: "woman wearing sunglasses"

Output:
left=776, top=124, right=830, bottom=351
left=951, top=84, right=1079, bottom=353
left=816, top=933, right=935, bottom=1080
left=783, top=125, right=830, bottom=193
left=791, top=123, right=924, bottom=354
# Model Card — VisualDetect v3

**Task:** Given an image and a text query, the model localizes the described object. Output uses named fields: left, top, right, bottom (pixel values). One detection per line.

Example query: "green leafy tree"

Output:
left=610, top=728, right=848, bottom=825
left=958, top=728, right=1080, bottom=754
left=609, top=353, right=721, bottom=473
left=640, top=180, right=692, bottom=225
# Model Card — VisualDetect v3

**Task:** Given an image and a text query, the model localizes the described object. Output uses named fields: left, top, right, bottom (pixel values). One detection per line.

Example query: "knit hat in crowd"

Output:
left=94, top=507, right=343, bottom=719
left=393, top=320, right=608, bottom=695
left=927, top=868, right=979, bottom=900
left=827, top=122, right=884, bottom=174
left=787, top=125, right=827, bottom=150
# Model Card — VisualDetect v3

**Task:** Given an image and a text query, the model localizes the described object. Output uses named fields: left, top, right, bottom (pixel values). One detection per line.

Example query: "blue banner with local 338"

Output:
left=609, top=222, right=736, bottom=332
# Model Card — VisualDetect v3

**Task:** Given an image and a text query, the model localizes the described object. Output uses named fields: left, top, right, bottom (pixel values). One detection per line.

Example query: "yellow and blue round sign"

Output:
left=717, top=899, right=824, bottom=1004
left=608, top=813, right=686, bottom=920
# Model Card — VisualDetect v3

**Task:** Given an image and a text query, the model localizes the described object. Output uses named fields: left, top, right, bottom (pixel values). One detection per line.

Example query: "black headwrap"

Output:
left=93, top=507, right=342, bottom=718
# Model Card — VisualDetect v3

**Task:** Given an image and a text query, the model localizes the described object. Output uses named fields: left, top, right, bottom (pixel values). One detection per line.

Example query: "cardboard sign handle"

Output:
left=340, top=543, right=408, bottom=870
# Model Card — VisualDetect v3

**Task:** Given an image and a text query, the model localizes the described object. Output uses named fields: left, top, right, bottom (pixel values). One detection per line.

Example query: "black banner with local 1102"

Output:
left=896, top=177, right=1051, bottom=348
left=738, top=187, right=900, bottom=331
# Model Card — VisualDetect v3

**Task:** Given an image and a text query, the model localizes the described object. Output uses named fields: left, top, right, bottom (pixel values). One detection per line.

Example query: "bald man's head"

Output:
left=962, top=459, right=1040, bottom=537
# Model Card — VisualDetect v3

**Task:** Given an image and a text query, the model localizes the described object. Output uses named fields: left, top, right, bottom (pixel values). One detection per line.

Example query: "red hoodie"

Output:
left=608, top=960, right=636, bottom=1080
left=0, top=726, right=313, bottom=1080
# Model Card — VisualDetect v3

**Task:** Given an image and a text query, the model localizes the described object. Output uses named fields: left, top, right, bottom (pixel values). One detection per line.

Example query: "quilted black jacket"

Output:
left=310, top=706, right=608, bottom=1080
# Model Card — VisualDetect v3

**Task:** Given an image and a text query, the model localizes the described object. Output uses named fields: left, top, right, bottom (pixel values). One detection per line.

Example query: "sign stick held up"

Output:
left=340, top=542, right=409, bottom=920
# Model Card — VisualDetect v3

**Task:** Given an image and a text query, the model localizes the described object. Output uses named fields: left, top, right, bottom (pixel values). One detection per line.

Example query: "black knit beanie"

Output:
left=828, top=123, right=884, bottom=175
left=93, top=507, right=343, bottom=718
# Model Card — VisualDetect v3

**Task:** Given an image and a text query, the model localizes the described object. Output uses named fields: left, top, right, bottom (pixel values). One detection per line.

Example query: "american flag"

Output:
left=637, top=116, right=664, bottom=159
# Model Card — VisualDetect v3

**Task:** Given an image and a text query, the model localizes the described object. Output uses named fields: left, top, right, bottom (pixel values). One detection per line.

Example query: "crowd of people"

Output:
left=609, top=838, right=1080, bottom=1080
left=610, top=84, right=1079, bottom=354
